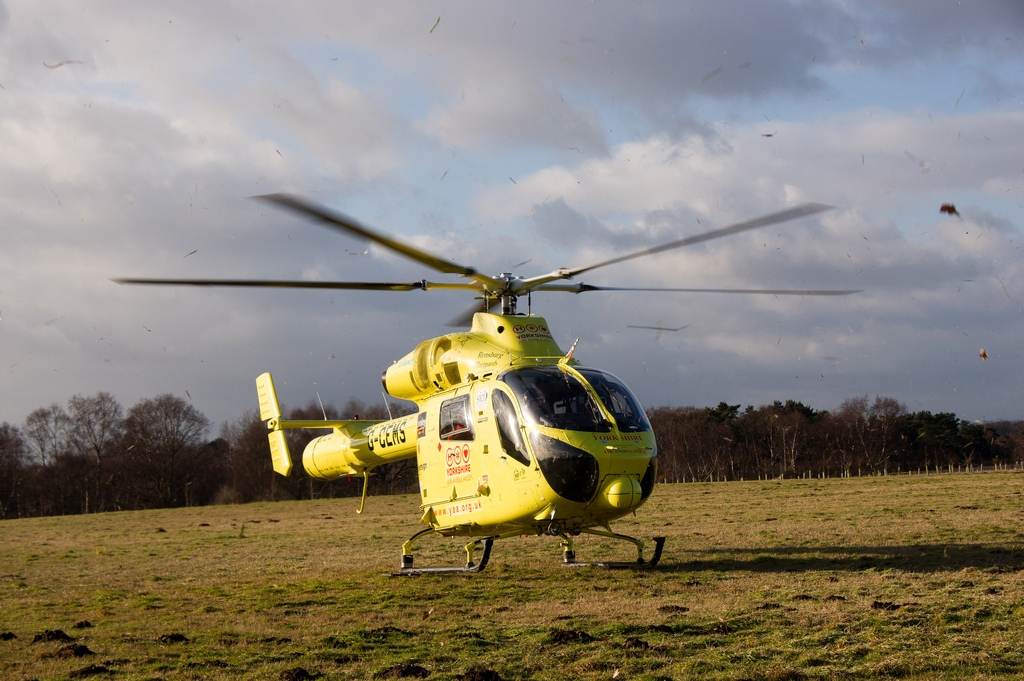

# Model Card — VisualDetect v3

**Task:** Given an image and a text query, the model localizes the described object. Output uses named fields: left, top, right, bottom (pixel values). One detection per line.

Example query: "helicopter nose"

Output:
left=602, top=475, right=642, bottom=510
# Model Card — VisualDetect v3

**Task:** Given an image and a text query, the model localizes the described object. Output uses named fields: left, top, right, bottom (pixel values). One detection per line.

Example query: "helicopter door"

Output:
left=489, top=386, right=542, bottom=499
left=492, top=388, right=532, bottom=468
left=437, top=394, right=475, bottom=499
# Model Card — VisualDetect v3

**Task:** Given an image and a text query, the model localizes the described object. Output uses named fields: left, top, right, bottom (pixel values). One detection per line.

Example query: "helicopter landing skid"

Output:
left=391, top=535, right=495, bottom=576
left=560, top=530, right=665, bottom=570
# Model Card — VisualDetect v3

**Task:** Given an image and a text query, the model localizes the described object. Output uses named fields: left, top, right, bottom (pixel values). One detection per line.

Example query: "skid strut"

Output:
left=560, top=530, right=666, bottom=569
left=392, top=529, right=495, bottom=576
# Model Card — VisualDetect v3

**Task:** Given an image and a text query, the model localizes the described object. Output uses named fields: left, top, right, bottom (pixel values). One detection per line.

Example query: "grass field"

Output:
left=2, top=473, right=1024, bottom=680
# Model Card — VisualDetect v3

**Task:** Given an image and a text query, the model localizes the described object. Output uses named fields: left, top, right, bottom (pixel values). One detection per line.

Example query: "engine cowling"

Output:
left=382, top=313, right=566, bottom=401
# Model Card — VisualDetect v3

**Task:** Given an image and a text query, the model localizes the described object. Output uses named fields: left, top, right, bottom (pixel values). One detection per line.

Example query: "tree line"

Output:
left=0, top=392, right=414, bottom=520
left=649, top=396, right=1024, bottom=483
left=1, top=392, right=1022, bottom=519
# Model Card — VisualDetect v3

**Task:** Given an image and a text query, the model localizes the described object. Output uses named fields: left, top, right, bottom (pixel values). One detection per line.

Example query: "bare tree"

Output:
left=22, top=404, right=77, bottom=514
left=868, top=395, right=907, bottom=472
left=826, top=396, right=869, bottom=476
left=67, top=392, right=123, bottom=513
left=646, top=406, right=692, bottom=483
left=118, top=394, right=212, bottom=508
left=68, top=392, right=123, bottom=461
left=218, top=410, right=290, bottom=503
left=0, top=423, right=27, bottom=518
left=23, top=404, right=70, bottom=465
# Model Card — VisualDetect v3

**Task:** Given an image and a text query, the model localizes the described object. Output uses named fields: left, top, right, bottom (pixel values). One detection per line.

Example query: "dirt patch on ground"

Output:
left=548, top=628, right=596, bottom=644
left=185, top=660, right=231, bottom=669
left=280, top=668, right=321, bottom=681
left=56, top=644, right=94, bottom=658
left=378, top=663, right=430, bottom=679
left=456, top=670, right=504, bottom=681
left=32, top=630, right=75, bottom=644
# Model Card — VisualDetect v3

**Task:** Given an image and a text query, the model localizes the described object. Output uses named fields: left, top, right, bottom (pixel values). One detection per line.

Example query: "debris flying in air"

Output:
left=622, top=318, right=688, bottom=340
left=940, top=203, right=960, bottom=218
left=430, top=16, right=440, bottom=33
left=979, top=349, right=988, bottom=361
left=624, top=322, right=688, bottom=333
left=43, top=60, right=83, bottom=69
left=904, top=150, right=932, bottom=173
left=699, top=66, right=722, bottom=83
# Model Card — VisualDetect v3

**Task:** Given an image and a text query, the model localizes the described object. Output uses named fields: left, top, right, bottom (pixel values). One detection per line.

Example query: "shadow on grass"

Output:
left=661, top=542, right=1024, bottom=573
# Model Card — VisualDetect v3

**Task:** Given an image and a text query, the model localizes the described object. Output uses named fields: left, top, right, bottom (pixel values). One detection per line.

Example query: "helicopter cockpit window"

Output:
left=499, top=367, right=610, bottom=433
left=439, top=395, right=474, bottom=441
left=492, top=389, right=530, bottom=466
left=577, top=368, right=652, bottom=433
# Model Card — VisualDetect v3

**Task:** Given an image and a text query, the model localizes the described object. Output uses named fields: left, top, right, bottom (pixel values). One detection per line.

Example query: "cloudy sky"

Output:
left=2, top=1, right=1022, bottom=433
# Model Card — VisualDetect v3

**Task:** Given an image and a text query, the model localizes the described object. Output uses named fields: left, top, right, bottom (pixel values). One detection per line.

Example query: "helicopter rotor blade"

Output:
left=111, top=277, right=483, bottom=293
left=560, top=202, right=833, bottom=280
left=253, top=194, right=497, bottom=285
left=114, top=197, right=856, bottom=321
left=625, top=324, right=689, bottom=332
left=535, top=283, right=861, bottom=295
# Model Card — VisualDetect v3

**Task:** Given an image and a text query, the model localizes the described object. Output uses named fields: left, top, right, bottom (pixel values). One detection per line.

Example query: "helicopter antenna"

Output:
left=565, top=338, right=580, bottom=361
left=316, top=391, right=327, bottom=420
left=382, top=391, right=395, bottom=420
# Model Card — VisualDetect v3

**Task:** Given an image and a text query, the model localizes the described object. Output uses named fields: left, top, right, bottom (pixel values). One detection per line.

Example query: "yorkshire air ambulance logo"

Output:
left=445, top=443, right=472, bottom=484
left=512, top=323, right=554, bottom=342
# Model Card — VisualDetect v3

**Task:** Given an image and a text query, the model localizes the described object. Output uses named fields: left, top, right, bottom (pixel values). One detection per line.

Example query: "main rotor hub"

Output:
left=499, top=292, right=517, bottom=315
left=492, top=273, right=523, bottom=315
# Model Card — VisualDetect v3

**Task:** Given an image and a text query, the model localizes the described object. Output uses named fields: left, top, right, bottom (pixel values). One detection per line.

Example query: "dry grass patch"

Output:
left=2, top=473, right=1024, bottom=679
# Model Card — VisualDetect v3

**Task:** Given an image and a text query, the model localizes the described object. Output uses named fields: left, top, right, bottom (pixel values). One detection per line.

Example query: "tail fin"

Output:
left=256, top=372, right=293, bottom=477
left=257, top=371, right=282, bottom=421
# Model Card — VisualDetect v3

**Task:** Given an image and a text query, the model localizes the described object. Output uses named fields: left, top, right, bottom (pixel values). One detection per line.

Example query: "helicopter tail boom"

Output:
left=301, top=418, right=417, bottom=480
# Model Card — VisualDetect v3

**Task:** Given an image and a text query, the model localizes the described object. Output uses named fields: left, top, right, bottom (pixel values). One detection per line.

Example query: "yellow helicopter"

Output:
left=116, top=195, right=858, bottom=574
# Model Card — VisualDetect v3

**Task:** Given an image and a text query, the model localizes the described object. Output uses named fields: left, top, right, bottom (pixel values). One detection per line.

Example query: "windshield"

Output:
left=576, top=368, right=652, bottom=433
left=499, top=367, right=610, bottom=433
